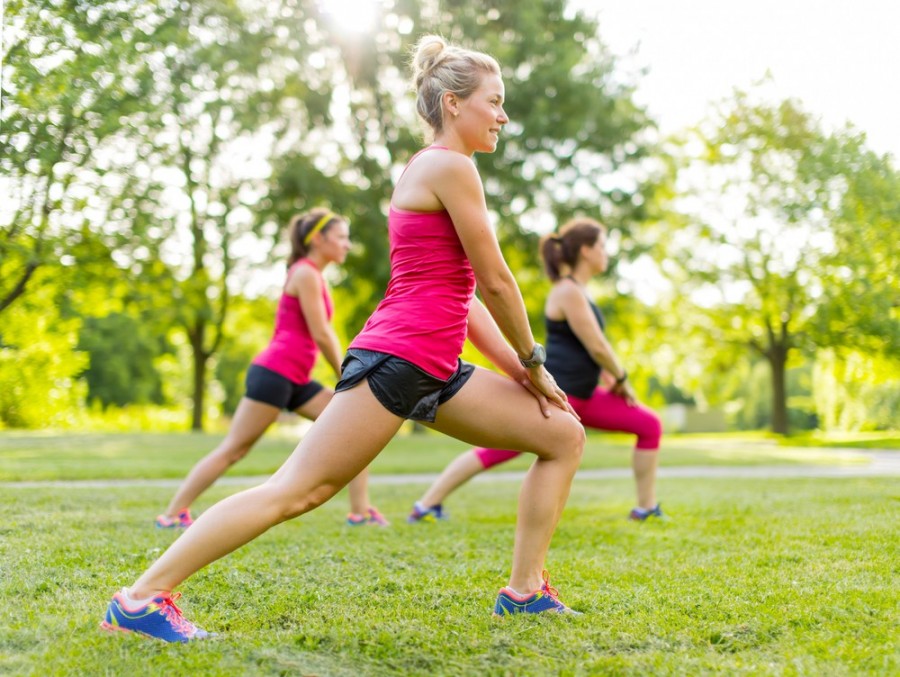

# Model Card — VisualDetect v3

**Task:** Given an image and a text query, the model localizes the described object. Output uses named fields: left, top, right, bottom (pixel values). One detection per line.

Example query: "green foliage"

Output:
left=814, top=349, right=900, bottom=431
left=77, top=313, right=167, bottom=408
left=0, top=0, right=159, bottom=313
left=214, top=296, right=277, bottom=414
left=0, top=271, right=87, bottom=428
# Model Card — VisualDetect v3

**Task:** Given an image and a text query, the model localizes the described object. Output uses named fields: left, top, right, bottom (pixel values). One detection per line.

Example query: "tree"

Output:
left=665, top=90, right=898, bottom=434
left=0, top=0, right=157, bottom=314
left=98, top=0, right=337, bottom=429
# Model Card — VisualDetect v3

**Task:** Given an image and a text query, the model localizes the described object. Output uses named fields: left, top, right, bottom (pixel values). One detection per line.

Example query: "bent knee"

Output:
left=543, top=415, right=585, bottom=463
left=216, top=441, right=254, bottom=465
left=639, top=414, right=663, bottom=450
left=273, top=483, right=339, bottom=521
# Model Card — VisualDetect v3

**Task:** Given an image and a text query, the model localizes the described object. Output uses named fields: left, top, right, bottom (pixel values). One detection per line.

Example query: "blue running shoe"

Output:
left=629, top=503, right=665, bottom=522
left=406, top=502, right=447, bottom=523
left=102, top=590, right=210, bottom=643
left=493, top=570, right=580, bottom=616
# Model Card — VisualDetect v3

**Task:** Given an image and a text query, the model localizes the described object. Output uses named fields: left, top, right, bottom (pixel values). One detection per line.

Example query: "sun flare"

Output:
left=320, top=0, right=380, bottom=35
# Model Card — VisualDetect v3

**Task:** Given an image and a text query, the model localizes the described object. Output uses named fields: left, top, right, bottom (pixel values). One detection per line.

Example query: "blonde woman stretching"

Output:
left=102, top=36, right=584, bottom=642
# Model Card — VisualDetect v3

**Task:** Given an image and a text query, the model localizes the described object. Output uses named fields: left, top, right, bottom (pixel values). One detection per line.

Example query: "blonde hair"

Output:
left=411, top=35, right=501, bottom=134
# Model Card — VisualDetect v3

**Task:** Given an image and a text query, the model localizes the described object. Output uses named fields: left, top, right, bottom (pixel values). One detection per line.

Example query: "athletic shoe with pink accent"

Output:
left=102, top=590, right=211, bottom=643
left=155, top=508, right=193, bottom=529
left=346, top=506, right=390, bottom=526
left=493, top=570, right=581, bottom=616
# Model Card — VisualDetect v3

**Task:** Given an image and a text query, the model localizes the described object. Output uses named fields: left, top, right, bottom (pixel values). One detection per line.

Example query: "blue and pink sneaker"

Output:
left=406, top=502, right=447, bottom=523
left=629, top=504, right=665, bottom=522
left=346, top=506, right=390, bottom=526
left=155, top=508, right=193, bottom=529
left=102, top=590, right=210, bottom=643
left=493, top=570, right=580, bottom=616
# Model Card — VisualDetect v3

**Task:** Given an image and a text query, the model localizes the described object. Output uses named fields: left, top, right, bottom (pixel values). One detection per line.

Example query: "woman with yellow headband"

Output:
left=154, top=207, right=389, bottom=530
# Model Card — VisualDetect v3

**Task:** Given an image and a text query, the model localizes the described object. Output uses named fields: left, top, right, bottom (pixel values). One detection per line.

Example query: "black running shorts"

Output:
left=245, top=364, right=324, bottom=411
left=335, top=349, right=475, bottom=422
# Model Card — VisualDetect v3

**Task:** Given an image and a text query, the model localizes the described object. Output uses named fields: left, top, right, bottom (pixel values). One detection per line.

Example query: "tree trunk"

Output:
left=189, top=322, right=208, bottom=431
left=769, top=345, right=789, bottom=435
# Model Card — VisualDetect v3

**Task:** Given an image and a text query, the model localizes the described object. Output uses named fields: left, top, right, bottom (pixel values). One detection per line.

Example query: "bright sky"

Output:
left=573, top=0, right=900, bottom=161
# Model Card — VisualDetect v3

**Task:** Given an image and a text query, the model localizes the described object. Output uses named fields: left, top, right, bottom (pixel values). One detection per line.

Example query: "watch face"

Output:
left=535, top=344, right=546, bottom=363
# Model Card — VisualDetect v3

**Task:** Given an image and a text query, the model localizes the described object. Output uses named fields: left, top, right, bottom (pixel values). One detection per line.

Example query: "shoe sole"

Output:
left=100, top=620, right=150, bottom=639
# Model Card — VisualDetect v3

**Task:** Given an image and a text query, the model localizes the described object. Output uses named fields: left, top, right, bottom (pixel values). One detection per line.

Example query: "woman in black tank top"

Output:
left=410, top=217, right=665, bottom=523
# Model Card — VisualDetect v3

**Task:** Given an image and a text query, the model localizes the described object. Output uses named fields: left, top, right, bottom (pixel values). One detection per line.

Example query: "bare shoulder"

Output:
left=394, top=149, right=481, bottom=212
left=547, top=279, right=588, bottom=317
left=413, top=148, right=479, bottom=185
left=286, top=262, right=322, bottom=295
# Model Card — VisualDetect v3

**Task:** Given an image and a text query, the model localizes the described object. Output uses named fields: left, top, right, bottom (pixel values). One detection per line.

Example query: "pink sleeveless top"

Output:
left=252, top=258, right=333, bottom=384
left=350, top=147, right=476, bottom=379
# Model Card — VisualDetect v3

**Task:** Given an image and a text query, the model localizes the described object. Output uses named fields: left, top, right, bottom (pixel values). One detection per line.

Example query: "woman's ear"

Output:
left=443, top=91, right=460, bottom=118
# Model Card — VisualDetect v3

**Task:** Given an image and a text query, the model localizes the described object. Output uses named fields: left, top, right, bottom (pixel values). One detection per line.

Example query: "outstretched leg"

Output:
left=131, top=381, right=403, bottom=600
left=426, top=368, right=584, bottom=594
left=163, top=398, right=282, bottom=517
left=415, top=449, right=483, bottom=510
left=294, top=391, right=385, bottom=522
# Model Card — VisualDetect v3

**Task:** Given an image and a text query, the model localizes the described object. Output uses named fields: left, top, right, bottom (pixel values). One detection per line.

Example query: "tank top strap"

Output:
left=396, top=145, right=450, bottom=182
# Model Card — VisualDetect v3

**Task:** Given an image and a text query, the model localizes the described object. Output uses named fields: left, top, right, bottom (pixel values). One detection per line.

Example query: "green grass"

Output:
left=781, top=431, right=900, bottom=450
left=0, top=429, right=876, bottom=482
left=0, top=476, right=897, bottom=675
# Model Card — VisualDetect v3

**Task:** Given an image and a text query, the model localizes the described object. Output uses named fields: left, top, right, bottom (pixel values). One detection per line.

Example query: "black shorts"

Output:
left=245, top=364, right=324, bottom=411
left=335, top=349, right=475, bottom=422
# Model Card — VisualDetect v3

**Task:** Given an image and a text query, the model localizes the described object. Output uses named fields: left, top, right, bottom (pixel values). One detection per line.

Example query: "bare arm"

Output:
left=466, top=297, right=526, bottom=379
left=435, top=156, right=533, bottom=358
left=288, top=265, right=343, bottom=378
left=555, top=281, right=635, bottom=404
left=429, top=155, right=574, bottom=417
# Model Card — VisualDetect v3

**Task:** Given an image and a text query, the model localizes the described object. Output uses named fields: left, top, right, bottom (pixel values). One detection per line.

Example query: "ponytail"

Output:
left=539, top=235, right=566, bottom=282
left=540, top=218, right=606, bottom=281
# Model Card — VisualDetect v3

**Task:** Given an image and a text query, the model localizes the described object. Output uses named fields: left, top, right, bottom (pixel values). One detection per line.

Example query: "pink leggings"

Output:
left=475, top=386, right=662, bottom=469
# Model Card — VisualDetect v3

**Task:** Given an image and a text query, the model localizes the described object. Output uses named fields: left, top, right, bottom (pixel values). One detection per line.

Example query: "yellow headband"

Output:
left=303, top=211, right=336, bottom=245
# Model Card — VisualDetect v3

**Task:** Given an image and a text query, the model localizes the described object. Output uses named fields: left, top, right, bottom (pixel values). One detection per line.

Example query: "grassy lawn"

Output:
left=0, top=475, right=896, bottom=675
left=0, top=429, right=877, bottom=482
left=781, top=431, right=900, bottom=450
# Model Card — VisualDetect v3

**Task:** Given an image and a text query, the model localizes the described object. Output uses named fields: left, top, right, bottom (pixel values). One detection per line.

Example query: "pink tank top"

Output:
left=252, top=258, right=333, bottom=384
left=350, top=147, right=476, bottom=379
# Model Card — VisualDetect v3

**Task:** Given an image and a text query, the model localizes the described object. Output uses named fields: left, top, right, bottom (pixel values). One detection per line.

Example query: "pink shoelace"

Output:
left=540, top=570, right=561, bottom=602
left=157, top=593, right=197, bottom=636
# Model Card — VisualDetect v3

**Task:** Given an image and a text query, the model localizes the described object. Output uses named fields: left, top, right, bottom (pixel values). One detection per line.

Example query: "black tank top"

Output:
left=544, top=285, right=607, bottom=400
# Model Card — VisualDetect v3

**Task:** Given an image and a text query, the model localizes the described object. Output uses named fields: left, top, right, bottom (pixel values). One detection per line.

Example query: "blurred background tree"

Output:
left=1, top=0, right=896, bottom=434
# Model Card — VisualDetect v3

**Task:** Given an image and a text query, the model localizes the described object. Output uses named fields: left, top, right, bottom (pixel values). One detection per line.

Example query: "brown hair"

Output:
left=540, top=217, right=606, bottom=281
left=287, top=208, right=344, bottom=266
left=411, top=35, right=501, bottom=134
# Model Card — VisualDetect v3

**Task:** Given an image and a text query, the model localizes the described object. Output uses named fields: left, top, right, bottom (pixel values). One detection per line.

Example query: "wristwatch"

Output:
left=519, top=343, right=547, bottom=369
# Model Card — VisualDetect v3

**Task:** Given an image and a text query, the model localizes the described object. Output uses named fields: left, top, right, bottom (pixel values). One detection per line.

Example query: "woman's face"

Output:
left=581, top=231, right=609, bottom=274
left=317, top=220, right=351, bottom=264
left=454, top=73, right=509, bottom=153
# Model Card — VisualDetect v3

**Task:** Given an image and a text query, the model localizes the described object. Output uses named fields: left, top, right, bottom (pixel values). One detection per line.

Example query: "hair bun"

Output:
left=412, top=35, right=447, bottom=82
